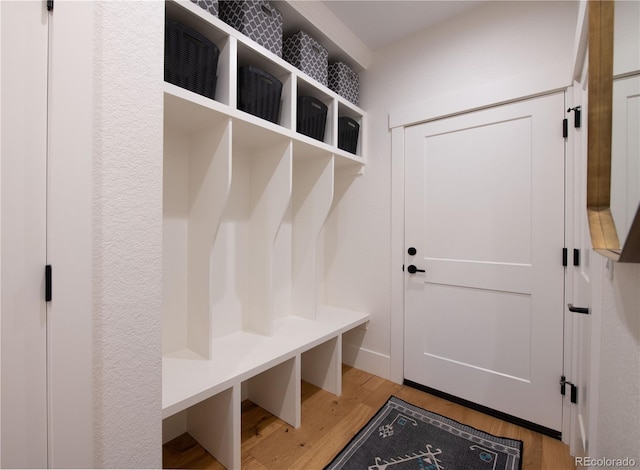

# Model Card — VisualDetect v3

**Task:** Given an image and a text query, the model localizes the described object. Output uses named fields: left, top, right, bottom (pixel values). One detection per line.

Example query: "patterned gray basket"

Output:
left=190, top=0, right=218, bottom=16
left=219, top=0, right=283, bottom=57
left=328, top=62, right=359, bottom=106
left=283, top=31, right=328, bottom=86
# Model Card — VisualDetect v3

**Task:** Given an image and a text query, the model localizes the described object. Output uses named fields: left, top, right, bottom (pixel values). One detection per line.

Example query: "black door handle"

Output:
left=407, top=264, right=425, bottom=274
left=568, top=303, right=589, bottom=315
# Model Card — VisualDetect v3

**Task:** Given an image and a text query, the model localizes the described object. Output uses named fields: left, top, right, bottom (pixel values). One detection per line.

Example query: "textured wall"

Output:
left=92, top=1, right=164, bottom=467
left=595, top=262, right=640, bottom=463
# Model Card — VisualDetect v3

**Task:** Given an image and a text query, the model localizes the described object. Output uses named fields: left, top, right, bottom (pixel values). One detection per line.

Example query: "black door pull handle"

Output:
left=407, top=264, right=425, bottom=274
left=568, top=303, right=589, bottom=315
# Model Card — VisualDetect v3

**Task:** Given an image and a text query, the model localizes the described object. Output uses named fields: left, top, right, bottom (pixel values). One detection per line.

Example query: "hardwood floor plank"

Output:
left=289, top=403, right=374, bottom=469
left=162, top=433, right=224, bottom=469
left=240, top=401, right=283, bottom=455
left=542, top=434, right=577, bottom=470
left=163, top=366, right=576, bottom=470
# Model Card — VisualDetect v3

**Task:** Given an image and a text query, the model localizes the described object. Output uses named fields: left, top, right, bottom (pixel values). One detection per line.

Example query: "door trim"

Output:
left=46, top=2, right=94, bottom=466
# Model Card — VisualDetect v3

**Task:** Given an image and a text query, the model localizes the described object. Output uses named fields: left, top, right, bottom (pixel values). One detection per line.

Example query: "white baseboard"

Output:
left=342, top=342, right=391, bottom=381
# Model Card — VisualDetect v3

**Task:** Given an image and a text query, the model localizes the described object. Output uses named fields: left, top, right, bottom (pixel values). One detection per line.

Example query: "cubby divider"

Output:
left=302, top=335, right=342, bottom=396
left=218, top=36, right=236, bottom=107
left=245, top=356, right=301, bottom=428
left=187, top=386, right=240, bottom=470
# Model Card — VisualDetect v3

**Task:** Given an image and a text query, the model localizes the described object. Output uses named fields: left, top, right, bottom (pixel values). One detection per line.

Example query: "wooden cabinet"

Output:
left=161, top=1, right=369, bottom=467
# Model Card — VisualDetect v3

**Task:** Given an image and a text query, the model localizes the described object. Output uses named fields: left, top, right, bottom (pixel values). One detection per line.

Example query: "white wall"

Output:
left=328, top=0, right=579, bottom=379
left=92, top=1, right=164, bottom=467
left=613, top=0, right=640, bottom=77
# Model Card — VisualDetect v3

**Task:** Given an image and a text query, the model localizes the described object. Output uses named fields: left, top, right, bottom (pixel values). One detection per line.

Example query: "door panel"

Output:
left=404, top=93, right=565, bottom=431
left=421, top=117, right=532, bottom=265
left=0, top=1, right=49, bottom=467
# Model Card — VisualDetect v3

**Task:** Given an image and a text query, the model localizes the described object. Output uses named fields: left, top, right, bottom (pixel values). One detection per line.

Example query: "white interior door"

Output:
left=404, top=93, right=566, bottom=432
left=0, top=1, right=49, bottom=467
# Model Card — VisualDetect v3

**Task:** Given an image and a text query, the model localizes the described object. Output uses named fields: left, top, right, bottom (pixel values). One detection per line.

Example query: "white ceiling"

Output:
left=321, top=0, right=483, bottom=50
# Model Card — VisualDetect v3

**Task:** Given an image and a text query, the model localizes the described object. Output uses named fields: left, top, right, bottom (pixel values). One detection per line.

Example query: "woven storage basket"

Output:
left=220, top=0, right=283, bottom=57
left=238, top=65, right=283, bottom=124
left=329, top=62, right=359, bottom=106
left=165, top=20, right=219, bottom=99
left=284, top=31, right=328, bottom=86
left=297, top=96, right=327, bottom=141
left=337, top=117, right=359, bottom=154
left=190, top=0, right=218, bottom=16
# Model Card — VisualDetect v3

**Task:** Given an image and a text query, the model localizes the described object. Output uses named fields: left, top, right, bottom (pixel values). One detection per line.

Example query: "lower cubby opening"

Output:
left=163, top=379, right=335, bottom=470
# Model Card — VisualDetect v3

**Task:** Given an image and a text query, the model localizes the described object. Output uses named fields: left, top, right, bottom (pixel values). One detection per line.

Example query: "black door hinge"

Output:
left=45, top=265, right=52, bottom=302
left=567, top=106, right=581, bottom=128
left=562, top=248, right=568, bottom=267
left=47, top=0, right=54, bottom=11
left=562, top=118, right=568, bottom=138
left=560, top=376, right=578, bottom=404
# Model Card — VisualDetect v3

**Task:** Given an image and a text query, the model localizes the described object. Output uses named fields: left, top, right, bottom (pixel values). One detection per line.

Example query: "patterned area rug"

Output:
left=325, top=396, right=523, bottom=470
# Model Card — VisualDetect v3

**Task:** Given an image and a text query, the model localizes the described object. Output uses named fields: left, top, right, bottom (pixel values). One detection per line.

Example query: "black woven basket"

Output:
left=338, top=117, right=359, bottom=154
left=238, top=65, right=283, bottom=124
left=297, top=96, right=327, bottom=141
left=165, top=20, right=219, bottom=99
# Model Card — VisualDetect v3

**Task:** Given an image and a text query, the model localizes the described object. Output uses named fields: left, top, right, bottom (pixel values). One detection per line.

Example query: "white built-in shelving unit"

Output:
left=162, top=1, right=369, bottom=467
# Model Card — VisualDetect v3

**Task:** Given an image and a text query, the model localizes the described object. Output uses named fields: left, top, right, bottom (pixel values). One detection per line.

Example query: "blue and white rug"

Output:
left=325, top=396, right=523, bottom=470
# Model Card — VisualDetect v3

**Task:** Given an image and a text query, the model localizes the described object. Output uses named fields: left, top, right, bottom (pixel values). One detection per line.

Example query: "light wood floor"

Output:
left=163, top=366, right=576, bottom=470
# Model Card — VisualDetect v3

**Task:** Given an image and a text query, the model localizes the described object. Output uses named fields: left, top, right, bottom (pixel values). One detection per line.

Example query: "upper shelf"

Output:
left=164, top=0, right=366, bottom=166
left=165, top=83, right=365, bottom=166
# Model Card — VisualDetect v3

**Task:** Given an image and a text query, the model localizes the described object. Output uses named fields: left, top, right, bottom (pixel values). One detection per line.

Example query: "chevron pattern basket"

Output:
left=220, top=0, right=283, bottom=57
left=283, top=31, right=328, bottom=86
left=190, top=0, right=218, bottom=16
left=329, top=62, right=359, bottom=106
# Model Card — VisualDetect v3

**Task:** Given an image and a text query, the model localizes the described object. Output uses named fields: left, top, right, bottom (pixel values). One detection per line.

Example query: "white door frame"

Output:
left=388, top=64, right=579, bottom=442
left=46, top=2, right=94, bottom=466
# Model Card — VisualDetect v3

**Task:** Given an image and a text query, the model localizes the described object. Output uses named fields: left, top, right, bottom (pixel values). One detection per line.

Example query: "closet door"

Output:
left=0, top=1, right=49, bottom=467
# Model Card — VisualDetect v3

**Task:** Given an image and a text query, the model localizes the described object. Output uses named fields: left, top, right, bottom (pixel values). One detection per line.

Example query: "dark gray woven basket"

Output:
left=164, top=20, right=219, bottom=99
left=297, top=96, right=327, bottom=141
left=338, top=117, right=359, bottom=154
left=237, top=65, right=283, bottom=124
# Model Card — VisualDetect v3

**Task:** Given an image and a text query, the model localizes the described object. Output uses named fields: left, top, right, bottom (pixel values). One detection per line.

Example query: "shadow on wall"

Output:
left=612, top=263, right=640, bottom=343
left=323, top=171, right=361, bottom=278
